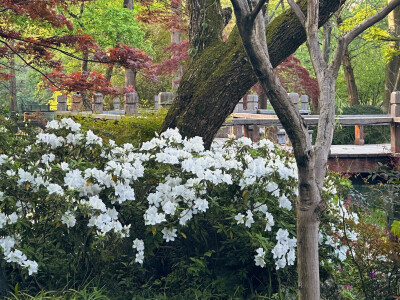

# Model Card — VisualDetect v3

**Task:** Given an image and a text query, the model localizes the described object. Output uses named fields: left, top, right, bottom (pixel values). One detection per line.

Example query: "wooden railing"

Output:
left=53, top=91, right=400, bottom=155
left=223, top=91, right=400, bottom=155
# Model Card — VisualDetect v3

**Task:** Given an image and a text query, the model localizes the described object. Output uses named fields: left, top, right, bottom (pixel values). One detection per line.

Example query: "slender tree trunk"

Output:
left=383, top=3, right=400, bottom=113
left=106, top=65, right=113, bottom=82
left=123, top=0, right=137, bottom=90
left=9, top=50, right=17, bottom=113
left=81, top=53, right=91, bottom=110
left=322, top=21, right=332, bottom=63
left=162, top=0, right=345, bottom=149
left=342, top=47, right=360, bottom=106
left=125, top=68, right=137, bottom=89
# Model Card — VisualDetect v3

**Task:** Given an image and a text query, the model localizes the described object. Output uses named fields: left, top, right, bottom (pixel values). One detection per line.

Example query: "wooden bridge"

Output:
left=53, top=91, right=400, bottom=174
left=223, top=110, right=399, bottom=174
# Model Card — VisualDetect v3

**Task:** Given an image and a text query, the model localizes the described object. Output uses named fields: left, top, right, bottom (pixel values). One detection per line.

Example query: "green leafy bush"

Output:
left=63, top=109, right=167, bottom=146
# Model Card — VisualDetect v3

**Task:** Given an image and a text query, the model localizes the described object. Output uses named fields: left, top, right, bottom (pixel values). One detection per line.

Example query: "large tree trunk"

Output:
left=342, top=47, right=360, bottom=106
left=161, top=0, right=345, bottom=148
left=383, top=3, right=400, bottom=113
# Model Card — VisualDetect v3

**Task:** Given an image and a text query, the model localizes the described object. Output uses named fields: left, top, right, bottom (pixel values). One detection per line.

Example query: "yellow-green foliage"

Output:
left=391, top=220, right=400, bottom=237
left=64, top=109, right=167, bottom=146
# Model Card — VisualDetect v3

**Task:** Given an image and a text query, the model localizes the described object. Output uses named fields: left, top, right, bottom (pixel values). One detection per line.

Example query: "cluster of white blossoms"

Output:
left=0, top=236, right=38, bottom=275
left=271, top=229, right=297, bottom=270
left=0, top=117, right=310, bottom=275
left=132, top=238, right=145, bottom=264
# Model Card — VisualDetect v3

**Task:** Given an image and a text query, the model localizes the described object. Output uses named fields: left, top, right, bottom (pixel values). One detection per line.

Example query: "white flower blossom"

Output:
left=162, top=228, right=177, bottom=242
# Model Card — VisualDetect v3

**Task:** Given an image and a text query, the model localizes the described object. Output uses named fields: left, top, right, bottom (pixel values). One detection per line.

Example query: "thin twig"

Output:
left=0, top=39, right=62, bottom=90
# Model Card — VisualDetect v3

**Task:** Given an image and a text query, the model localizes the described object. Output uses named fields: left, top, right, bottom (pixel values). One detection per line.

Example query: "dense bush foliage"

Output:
left=332, top=105, right=390, bottom=145
left=0, top=113, right=399, bottom=299
left=65, top=109, right=167, bottom=146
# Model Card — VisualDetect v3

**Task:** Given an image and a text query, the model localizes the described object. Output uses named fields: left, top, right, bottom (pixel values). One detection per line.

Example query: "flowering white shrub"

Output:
left=0, top=118, right=303, bottom=276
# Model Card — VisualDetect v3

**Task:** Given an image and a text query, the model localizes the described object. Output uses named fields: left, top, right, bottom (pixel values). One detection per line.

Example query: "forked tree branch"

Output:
left=287, top=0, right=305, bottom=26
left=250, top=0, right=268, bottom=23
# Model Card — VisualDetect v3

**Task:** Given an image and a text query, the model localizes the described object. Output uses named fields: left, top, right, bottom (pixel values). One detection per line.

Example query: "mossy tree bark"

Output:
left=161, top=0, right=345, bottom=148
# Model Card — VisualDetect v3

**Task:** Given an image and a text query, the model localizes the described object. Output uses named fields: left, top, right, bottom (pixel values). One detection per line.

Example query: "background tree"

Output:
left=0, top=0, right=157, bottom=110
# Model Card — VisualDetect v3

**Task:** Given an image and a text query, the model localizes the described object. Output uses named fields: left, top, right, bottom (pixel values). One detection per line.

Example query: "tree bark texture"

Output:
left=322, top=21, right=333, bottom=63
left=384, top=3, right=400, bottom=113
left=188, top=0, right=224, bottom=56
left=342, top=47, right=360, bottom=106
left=161, top=0, right=345, bottom=149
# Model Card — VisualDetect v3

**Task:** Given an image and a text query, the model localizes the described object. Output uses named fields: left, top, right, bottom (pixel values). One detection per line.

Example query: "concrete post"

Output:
left=113, top=98, right=120, bottom=110
left=92, top=93, right=103, bottom=113
left=57, top=95, right=67, bottom=112
left=277, top=129, right=286, bottom=145
left=247, top=94, right=258, bottom=111
left=154, top=95, right=159, bottom=109
left=124, top=92, right=138, bottom=115
left=243, top=125, right=260, bottom=142
left=71, top=93, right=82, bottom=112
left=288, top=93, right=299, bottom=108
left=391, top=91, right=400, bottom=153
left=234, top=98, right=244, bottom=113
left=300, top=95, right=309, bottom=110
left=158, top=92, right=174, bottom=108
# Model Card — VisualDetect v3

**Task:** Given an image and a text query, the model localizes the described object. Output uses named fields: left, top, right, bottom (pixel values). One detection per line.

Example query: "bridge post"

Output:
left=247, top=94, right=258, bottom=111
left=92, top=93, right=103, bottom=113
left=124, top=92, right=138, bottom=115
left=354, top=125, right=365, bottom=145
left=243, top=125, right=260, bottom=142
left=288, top=93, right=299, bottom=108
left=158, top=92, right=174, bottom=108
left=57, top=95, right=67, bottom=112
left=234, top=98, right=244, bottom=113
left=71, top=93, right=82, bottom=112
left=113, top=98, right=120, bottom=110
left=391, top=91, right=400, bottom=153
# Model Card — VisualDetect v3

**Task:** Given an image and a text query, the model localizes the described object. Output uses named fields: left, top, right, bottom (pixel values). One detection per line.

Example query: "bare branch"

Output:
left=0, top=40, right=61, bottom=90
left=250, top=0, right=268, bottom=23
left=7, top=36, right=107, bottom=64
left=287, top=0, right=306, bottom=27
left=343, top=0, right=400, bottom=46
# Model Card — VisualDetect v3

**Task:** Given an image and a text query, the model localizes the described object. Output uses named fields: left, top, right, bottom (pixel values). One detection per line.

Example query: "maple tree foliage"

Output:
left=0, top=0, right=157, bottom=96
left=155, top=40, right=189, bottom=76
left=251, top=55, right=320, bottom=110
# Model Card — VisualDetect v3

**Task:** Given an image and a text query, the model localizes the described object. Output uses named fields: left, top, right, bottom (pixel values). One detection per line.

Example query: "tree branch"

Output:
left=287, top=0, right=306, bottom=27
left=343, top=0, right=400, bottom=46
left=250, top=0, right=268, bottom=24
left=0, top=40, right=61, bottom=90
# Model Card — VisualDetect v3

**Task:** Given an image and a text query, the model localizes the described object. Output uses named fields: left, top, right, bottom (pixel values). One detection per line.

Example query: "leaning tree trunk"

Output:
left=342, top=47, right=360, bottom=106
left=161, top=0, right=345, bottom=149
